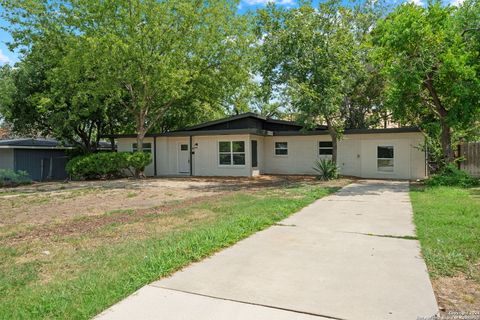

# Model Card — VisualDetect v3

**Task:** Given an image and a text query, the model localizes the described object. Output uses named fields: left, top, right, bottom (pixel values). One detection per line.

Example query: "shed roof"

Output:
left=0, top=138, right=70, bottom=148
left=0, top=138, right=112, bottom=149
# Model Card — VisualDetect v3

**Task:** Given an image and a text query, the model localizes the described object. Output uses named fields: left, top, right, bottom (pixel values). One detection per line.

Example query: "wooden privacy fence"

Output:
left=459, top=142, right=480, bottom=177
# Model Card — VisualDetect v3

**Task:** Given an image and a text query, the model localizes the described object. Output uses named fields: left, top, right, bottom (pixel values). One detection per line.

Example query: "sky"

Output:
left=0, top=0, right=461, bottom=66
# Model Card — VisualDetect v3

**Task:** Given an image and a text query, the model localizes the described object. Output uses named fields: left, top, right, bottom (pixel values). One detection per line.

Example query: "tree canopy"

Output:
left=1, top=0, right=253, bottom=156
left=255, top=0, right=386, bottom=163
left=373, top=1, right=480, bottom=163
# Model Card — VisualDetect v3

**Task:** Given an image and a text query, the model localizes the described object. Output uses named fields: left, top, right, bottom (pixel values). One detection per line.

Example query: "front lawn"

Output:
left=410, top=185, right=480, bottom=311
left=0, top=180, right=342, bottom=319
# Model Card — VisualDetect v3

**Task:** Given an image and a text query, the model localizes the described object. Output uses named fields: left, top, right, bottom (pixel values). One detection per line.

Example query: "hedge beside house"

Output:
left=66, top=152, right=151, bottom=180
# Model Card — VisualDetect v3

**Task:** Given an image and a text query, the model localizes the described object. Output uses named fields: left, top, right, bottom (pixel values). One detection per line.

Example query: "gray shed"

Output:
left=0, top=139, right=72, bottom=181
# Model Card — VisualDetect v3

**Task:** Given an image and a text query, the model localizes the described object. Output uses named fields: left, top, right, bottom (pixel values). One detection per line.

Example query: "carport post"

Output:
left=40, top=159, right=44, bottom=182
left=153, top=136, right=157, bottom=176
left=189, top=135, right=193, bottom=176
left=49, top=156, right=53, bottom=180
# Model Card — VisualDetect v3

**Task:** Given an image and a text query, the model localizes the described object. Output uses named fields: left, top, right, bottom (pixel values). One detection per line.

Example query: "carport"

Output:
left=0, top=139, right=72, bottom=181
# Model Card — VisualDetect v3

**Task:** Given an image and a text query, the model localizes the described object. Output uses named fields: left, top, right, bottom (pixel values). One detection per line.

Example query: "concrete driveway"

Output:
left=96, top=180, right=438, bottom=320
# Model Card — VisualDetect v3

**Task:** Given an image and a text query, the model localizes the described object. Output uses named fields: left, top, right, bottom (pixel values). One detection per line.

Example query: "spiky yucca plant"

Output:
left=313, top=159, right=338, bottom=180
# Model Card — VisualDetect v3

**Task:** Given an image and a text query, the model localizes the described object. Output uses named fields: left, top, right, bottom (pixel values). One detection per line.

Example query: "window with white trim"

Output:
left=275, top=142, right=288, bottom=155
left=219, top=141, right=245, bottom=166
left=319, top=141, right=333, bottom=155
left=132, top=143, right=152, bottom=153
left=377, top=146, right=394, bottom=172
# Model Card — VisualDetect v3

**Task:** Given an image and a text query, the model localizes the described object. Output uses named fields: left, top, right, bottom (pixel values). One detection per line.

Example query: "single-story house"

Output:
left=0, top=139, right=74, bottom=181
left=105, top=112, right=427, bottom=180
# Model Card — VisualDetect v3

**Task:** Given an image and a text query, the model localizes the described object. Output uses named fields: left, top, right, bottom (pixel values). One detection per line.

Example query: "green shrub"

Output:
left=66, top=152, right=151, bottom=180
left=126, top=152, right=152, bottom=174
left=312, top=159, right=338, bottom=180
left=425, top=164, right=479, bottom=188
left=0, top=169, right=32, bottom=187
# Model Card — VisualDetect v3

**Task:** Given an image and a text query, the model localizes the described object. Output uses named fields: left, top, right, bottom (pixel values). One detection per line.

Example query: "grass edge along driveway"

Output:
left=0, top=183, right=341, bottom=320
left=410, top=185, right=480, bottom=311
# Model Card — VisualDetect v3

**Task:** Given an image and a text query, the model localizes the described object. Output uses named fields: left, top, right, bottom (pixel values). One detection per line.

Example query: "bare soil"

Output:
left=0, top=175, right=348, bottom=231
left=433, top=272, right=480, bottom=314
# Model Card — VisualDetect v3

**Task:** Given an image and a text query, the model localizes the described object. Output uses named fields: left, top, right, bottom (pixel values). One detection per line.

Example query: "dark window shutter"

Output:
left=251, top=140, right=258, bottom=167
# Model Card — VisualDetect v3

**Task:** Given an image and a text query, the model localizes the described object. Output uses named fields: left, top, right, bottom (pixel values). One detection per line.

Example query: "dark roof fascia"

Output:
left=188, top=114, right=331, bottom=132
left=102, top=128, right=271, bottom=139
left=181, top=112, right=266, bottom=131
left=163, top=128, right=270, bottom=136
left=344, top=127, right=422, bottom=134
left=263, top=118, right=329, bottom=130
left=182, top=113, right=311, bottom=131
left=264, top=118, right=301, bottom=127
left=0, top=138, right=115, bottom=150
left=273, top=127, right=422, bottom=136
left=100, top=133, right=159, bottom=139
left=104, top=127, right=422, bottom=139
left=273, top=130, right=329, bottom=136
left=0, top=138, right=75, bottom=149
left=0, top=145, right=75, bottom=150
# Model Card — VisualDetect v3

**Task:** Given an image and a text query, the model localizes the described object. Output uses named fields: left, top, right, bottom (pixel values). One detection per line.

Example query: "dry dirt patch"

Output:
left=0, top=175, right=344, bottom=230
left=433, top=273, right=480, bottom=313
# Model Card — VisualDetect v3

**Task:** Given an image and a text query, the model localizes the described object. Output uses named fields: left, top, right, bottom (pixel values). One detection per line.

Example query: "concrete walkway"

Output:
left=96, top=180, right=438, bottom=320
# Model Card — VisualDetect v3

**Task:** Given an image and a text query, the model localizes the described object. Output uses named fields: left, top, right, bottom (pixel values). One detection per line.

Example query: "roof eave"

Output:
left=273, top=127, right=422, bottom=136
left=0, top=145, right=75, bottom=150
left=102, top=128, right=271, bottom=139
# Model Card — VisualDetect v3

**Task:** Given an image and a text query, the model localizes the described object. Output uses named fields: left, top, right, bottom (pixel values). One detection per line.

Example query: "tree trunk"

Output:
left=330, top=131, right=338, bottom=164
left=135, top=115, right=147, bottom=179
left=424, top=77, right=454, bottom=164
left=440, top=117, right=454, bottom=164
left=326, top=118, right=338, bottom=164
left=110, top=138, right=115, bottom=151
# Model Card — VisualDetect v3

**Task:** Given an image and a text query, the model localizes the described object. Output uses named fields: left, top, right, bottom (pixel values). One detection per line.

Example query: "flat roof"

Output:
left=0, top=138, right=113, bottom=149
left=102, top=128, right=272, bottom=139
left=103, top=126, right=422, bottom=139
left=273, top=127, right=422, bottom=136
left=0, top=138, right=74, bottom=149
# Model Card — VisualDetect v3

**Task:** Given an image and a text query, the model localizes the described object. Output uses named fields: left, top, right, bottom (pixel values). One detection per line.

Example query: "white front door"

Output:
left=178, top=143, right=190, bottom=174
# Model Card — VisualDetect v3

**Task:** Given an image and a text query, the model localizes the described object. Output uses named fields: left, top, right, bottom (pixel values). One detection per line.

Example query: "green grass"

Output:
left=410, top=185, right=480, bottom=279
left=0, top=183, right=338, bottom=320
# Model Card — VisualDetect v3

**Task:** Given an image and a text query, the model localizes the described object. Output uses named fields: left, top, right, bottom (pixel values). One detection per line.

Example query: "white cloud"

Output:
left=0, top=49, right=10, bottom=65
left=450, top=0, right=464, bottom=6
left=407, top=0, right=424, bottom=6
left=242, top=0, right=296, bottom=6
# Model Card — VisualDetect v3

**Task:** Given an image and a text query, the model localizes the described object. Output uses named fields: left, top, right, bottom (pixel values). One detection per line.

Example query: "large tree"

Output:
left=0, top=44, right=129, bottom=152
left=256, top=0, right=366, bottom=163
left=59, top=0, right=252, bottom=153
left=0, top=2, right=132, bottom=152
left=340, top=0, right=388, bottom=130
left=374, top=1, right=480, bottom=164
left=1, top=0, right=253, bottom=162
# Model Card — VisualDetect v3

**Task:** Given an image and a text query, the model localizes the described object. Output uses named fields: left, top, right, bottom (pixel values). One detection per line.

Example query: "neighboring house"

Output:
left=0, top=138, right=114, bottom=181
left=0, top=139, right=73, bottom=181
left=106, top=112, right=427, bottom=180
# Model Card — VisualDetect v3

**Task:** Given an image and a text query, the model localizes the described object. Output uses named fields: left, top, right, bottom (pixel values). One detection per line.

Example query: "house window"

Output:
left=132, top=142, right=152, bottom=153
left=219, top=141, right=245, bottom=166
left=377, top=146, right=394, bottom=172
left=275, top=142, right=288, bottom=156
left=319, top=141, right=333, bottom=155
